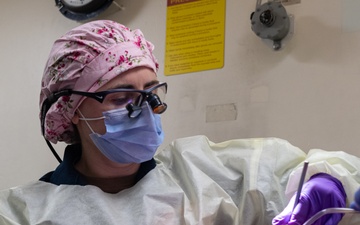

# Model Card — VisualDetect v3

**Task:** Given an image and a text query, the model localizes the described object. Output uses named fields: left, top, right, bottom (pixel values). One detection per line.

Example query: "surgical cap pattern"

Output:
left=40, top=20, right=159, bottom=144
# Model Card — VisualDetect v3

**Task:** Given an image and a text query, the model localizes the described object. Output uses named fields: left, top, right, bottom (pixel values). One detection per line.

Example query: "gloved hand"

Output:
left=272, top=173, right=346, bottom=225
left=350, top=188, right=360, bottom=210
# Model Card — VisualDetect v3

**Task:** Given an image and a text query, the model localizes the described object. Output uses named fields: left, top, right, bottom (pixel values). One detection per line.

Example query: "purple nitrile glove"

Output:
left=350, top=188, right=360, bottom=210
left=272, top=173, right=346, bottom=225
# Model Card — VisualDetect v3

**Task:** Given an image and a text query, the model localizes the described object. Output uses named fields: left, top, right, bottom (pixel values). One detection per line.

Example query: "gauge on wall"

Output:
left=55, top=0, right=114, bottom=21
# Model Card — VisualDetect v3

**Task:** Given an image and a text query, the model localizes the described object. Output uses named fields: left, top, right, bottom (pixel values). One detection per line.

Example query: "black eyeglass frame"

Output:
left=68, top=82, right=167, bottom=105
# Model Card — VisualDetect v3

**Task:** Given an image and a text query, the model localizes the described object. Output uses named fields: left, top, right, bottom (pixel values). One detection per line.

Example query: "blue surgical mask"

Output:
left=78, top=102, right=164, bottom=164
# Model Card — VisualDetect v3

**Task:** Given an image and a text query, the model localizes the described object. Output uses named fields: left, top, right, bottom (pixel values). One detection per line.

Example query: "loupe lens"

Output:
left=153, top=103, right=167, bottom=114
left=126, top=103, right=142, bottom=118
left=147, top=94, right=167, bottom=114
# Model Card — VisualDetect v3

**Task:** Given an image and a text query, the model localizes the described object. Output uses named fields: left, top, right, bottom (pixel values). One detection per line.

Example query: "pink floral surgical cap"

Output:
left=40, top=20, right=159, bottom=144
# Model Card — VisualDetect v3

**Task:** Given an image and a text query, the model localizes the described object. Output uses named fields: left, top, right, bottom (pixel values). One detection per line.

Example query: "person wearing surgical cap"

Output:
left=0, top=20, right=360, bottom=225
left=38, top=20, right=165, bottom=193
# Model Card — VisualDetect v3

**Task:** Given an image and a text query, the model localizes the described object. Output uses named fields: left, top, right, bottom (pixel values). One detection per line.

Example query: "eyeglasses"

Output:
left=40, top=82, right=168, bottom=163
left=41, top=82, right=167, bottom=135
left=68, top=82, right=168, bottom=118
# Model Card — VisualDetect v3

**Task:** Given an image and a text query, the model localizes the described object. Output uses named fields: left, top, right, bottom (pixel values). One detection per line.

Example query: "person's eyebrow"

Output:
left=109, top=84, right=134, bottom=89
left=106, top=80, right=160, bottom=90
left=144, top=80, right=160, bottom=89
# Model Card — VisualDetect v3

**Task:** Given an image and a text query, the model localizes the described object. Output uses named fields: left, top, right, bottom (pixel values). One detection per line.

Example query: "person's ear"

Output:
left=72, top=111, right=80, bottom=125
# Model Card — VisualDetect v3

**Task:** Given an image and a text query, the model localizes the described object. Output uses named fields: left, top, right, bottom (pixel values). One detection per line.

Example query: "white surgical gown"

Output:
left=0, top=136, right=360, bottom=225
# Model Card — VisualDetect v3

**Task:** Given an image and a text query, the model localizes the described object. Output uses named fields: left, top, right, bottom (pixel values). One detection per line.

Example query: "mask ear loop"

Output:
left=77, top=110, right=104, bottom=134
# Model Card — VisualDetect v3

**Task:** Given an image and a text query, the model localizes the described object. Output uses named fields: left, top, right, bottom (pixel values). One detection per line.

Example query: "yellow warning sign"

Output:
left=165, top=0, right=226, bottom=76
